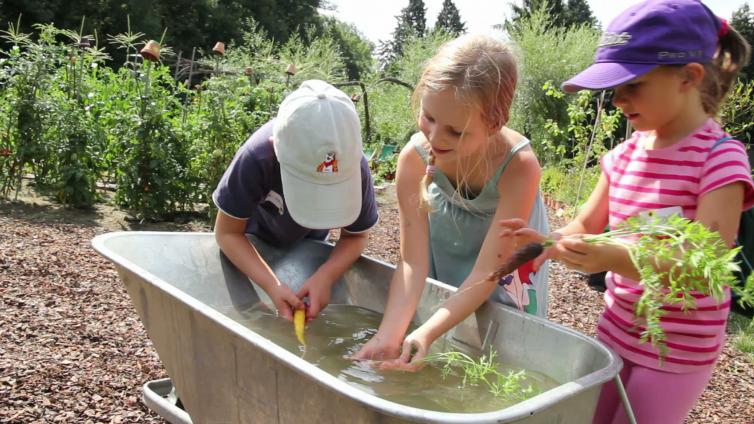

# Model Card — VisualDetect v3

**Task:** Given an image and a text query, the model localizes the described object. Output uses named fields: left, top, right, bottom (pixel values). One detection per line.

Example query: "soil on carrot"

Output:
left=0, top=183, right=751, bottom=423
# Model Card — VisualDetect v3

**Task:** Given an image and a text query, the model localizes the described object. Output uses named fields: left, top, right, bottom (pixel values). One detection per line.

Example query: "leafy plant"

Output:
left=572, top=215, right=750, bottom=354
left=0, top=20, right=60, bottom=198
left=720, top=79, right=754, bottom=145
left=507, top=5, right=599, bottom=157
left=730, top=313, right=754, bottom=362
left=422, top=349, right=538, bottom=402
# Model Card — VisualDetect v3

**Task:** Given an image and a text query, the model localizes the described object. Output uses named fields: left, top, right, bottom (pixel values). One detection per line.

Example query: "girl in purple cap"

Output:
left=501, top=0, right=753, bottom=423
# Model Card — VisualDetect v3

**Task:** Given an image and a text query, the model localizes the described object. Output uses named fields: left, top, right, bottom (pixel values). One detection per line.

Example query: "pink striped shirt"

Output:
left=598, top=118, right=754, bottom=374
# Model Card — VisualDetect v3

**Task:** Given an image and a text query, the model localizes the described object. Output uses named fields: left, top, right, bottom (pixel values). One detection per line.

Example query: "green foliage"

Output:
left=379, top=0, right=428, bottom=73
left=184, top=75, right=276, bottom=221
left=732, top=4, right=754, bottom=82
left=366, top=31, right=451, bottom=169
left=0, top=21, right=60, bottom=198
left=584, top=215, right=750, bottom=356
left=564, top=0, right=597, bottom=29
left=541, top=83, right=622, bottom=164
left=434, top=0, right=466, bottom=36
left=538, top=84, right=622, bottom=209
left=720, top=79, right=754, bottom=145
left=278, top=27, right=348, bottom=85
left=423, top=349, right=539, bottom=402
left=111, top=61, right=192, bottom=220
left=0, top=0, right=325, bottom=68
left=729, top=313, right=754, bottom=361
left=507, top=6, right=600, bottom=156
left=509, top=0, right=596, bottom=30
left=45, top=26, right=112, bottom=208
left=319, top=17, right=374, bottom=81
left=540, top=165, right=600, bottom=213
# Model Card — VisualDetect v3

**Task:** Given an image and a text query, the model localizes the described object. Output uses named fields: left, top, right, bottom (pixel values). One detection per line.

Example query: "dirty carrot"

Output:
left=488, top=241, right=551, bottom=282
left=293, top=308, right=306, bottom=347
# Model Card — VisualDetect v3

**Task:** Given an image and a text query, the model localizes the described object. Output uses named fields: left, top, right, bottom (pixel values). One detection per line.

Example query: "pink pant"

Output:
left=593, top=358, right=715, bottom=424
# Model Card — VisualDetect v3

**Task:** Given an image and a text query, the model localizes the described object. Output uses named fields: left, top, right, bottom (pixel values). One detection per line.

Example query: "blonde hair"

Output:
left=413, top=34, right=519, bottom=210
left=700, top=25, right=751, bottom=115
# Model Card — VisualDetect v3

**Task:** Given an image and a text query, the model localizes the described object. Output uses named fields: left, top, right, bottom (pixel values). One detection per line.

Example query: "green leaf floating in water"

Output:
left=421, top=350, right=539, bottom=402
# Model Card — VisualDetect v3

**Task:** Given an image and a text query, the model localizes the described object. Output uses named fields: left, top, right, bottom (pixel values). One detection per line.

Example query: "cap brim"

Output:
left=561, top=62, right=657, bottom=93
left=280, top=167, right=362, bottom=230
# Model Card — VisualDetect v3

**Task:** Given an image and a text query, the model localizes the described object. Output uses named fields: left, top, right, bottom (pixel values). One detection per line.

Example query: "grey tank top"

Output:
left=412, top=133, right=550, bottom=317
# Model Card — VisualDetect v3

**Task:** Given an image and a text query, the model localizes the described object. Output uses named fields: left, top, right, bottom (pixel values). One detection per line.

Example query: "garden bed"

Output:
left=0, top=185, right=751, bottom=423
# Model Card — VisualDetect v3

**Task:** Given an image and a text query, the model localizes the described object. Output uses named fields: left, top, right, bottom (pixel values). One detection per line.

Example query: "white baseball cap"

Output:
left=273, top=80, right=363, bottom=230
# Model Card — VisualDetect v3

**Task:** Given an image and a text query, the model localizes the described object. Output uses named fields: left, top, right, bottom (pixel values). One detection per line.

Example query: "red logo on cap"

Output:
left=316, top=152, right=338, bottom=173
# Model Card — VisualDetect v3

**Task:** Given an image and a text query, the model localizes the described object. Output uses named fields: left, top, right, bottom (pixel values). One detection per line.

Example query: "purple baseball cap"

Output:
left=562, top=0, right=723, bottom=93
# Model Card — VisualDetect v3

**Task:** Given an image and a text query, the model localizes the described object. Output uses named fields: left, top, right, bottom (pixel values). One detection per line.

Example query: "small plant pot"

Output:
left=244, top=67, right=253, bottom=76
left=285, top=63, right=297, bottom=76
left=140, top=40, right=161, bottom=62
left=212, top=42, right=225, bottom=55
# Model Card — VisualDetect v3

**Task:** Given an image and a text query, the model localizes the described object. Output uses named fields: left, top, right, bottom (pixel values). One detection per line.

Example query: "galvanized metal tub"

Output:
left=92, top=231, right=622, bottom=424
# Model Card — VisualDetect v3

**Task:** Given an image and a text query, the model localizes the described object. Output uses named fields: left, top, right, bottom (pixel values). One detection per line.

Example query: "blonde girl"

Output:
left=353, top=33, right=549, bottom=366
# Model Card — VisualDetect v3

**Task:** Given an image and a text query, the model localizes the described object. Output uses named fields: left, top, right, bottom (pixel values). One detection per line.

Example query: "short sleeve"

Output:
left=699, top=138, right=754, bottom=211
left=601, top=133, right=641, bottom=185
left=343, top=156, right=379, bottom=233
left=212, top=123, right=275, bottom=219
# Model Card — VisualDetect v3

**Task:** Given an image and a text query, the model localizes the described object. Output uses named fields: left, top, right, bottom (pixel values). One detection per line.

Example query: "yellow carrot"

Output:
left=293, top=308, right=306, bottom=347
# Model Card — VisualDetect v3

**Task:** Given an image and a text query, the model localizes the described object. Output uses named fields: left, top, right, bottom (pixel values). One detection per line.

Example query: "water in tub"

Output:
left=231, top=304, right=559, bottom=413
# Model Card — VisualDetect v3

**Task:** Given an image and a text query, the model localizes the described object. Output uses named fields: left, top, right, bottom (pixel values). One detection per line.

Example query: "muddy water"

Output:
left=234, top=304, right=559, bottom=413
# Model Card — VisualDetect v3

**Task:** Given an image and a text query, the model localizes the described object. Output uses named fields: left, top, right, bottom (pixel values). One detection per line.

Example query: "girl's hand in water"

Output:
left=378, top=330, right=430, bottom=372
left=498, top=218, right=558, bottom=271
left=351, top=332, right=402, bottom=362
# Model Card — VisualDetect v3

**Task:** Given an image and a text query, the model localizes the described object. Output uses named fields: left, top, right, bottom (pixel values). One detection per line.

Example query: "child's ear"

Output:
left=680, top=63, right=705, bottom=90
left=487, top=118, right=504, bottom=136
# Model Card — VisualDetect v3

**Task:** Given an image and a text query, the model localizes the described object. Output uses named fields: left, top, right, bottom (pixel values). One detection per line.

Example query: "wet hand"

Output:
left=268, top=283, right=302, bottom=321
left=377, top=331, right=430, bottom=372
left=351, top=333, right=402, bottom=362
left=295, top=275, right=333, bottom=321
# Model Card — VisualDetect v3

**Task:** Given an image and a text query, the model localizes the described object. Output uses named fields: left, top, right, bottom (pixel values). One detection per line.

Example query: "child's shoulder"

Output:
left=401, top=132, right=428, bottom=158
left=239, top=121, right=277, bottom=159
left=672, top=119, right=743, bottom=156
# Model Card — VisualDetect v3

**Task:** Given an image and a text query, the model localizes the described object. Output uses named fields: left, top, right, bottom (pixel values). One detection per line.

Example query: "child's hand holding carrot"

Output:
left=498, top=218, right=559, bottom=271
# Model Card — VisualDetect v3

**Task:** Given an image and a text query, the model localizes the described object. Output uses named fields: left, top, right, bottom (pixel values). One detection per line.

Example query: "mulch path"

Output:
left=0, top=187, right=752, bottom=423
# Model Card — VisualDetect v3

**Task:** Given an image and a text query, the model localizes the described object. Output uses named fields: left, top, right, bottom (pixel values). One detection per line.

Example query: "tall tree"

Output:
left=732, top=4, right=754, bottom=82
left=434, top=0, right=465, bottom=36
left=511, top=0, right=567, bottom=29
left=509, top=0, right=595, bottom=30
left=320, top=16, right=374, bottom=80
left=404, top=0, right=427, bottom=37
left=565, top=0, right=596, bottom=28
left=380, top=0, right=426, bottom=72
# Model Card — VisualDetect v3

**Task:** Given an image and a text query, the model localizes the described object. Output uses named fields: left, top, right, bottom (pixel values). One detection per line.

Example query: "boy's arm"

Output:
left=214, top=210, right=302, bottom=320
left=298, top=229, right=369, bottom=319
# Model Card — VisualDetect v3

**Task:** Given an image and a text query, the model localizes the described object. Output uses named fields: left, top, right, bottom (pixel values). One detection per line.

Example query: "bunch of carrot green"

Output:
left=495, top=214, right=753, bottom=355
